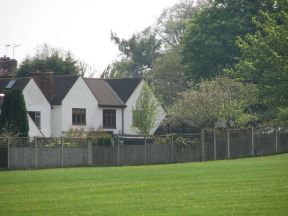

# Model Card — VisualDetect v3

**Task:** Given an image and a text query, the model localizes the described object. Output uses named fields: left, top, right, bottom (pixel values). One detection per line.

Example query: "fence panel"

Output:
left=215, top=129, right=228, bottom=160
left=120, top=144, right=145, bottom=166
left=204, top=131, right=214, bottom=161
left=0, top=138, right=8, bottom=168
left=146, top=143, right=171, bottom=164
left=92, top=146, right=118, bottom=166
left=63, top=138, right=88, bottom=167
left=254, top=127, right=275, bottom=156
left=230, top=128, right=252, bottom=158
left=278, top=126, right=288, bottom=153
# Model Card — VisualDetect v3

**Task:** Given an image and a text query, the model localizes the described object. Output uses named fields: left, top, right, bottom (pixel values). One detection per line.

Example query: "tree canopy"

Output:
left=132, top=83, right=160, bottom=135
left=0, top=90, right=29, bottom=137
left=17, top=44, right=82, bottom=77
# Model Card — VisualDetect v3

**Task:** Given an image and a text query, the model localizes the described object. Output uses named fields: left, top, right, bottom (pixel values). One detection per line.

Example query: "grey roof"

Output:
left=106, top=78, right=142, bottom=103
left=50, top=75, right=79, bottom=105
left=0, top=77, right=30, bottom=92
left=84, top=78, right=125, bottom=108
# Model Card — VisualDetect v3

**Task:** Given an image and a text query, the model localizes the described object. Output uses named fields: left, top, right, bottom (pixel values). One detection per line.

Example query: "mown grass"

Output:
left=0, top=154, right=287, bottom=216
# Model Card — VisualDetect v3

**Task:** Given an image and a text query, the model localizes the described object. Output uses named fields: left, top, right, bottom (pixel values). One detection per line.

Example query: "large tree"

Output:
left=181, top=0, right=276, bottom=82
left=132, top=83, right=160, bottom=136
left=0, top=90, right=29, bottom=137
left=101, top=28, right=161, bottom=78
left=228, top=1, right=288, bottom=121
left=168, top=77, right=257, bottom=128
left=17, top=44, right=82, bottom=77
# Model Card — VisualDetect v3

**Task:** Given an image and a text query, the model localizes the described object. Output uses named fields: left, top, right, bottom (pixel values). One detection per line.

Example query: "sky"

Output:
left=0, top=0, right=179, bottom=77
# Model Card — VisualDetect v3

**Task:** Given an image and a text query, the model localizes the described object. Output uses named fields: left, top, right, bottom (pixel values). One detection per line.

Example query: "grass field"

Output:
left=0, top=154, right=287, bottom=216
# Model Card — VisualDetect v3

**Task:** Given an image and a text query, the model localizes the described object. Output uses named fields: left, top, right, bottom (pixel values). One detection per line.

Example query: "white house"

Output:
left=0, top=73, right=166, bottom=137
left=0, top=77, right=51, bottom=137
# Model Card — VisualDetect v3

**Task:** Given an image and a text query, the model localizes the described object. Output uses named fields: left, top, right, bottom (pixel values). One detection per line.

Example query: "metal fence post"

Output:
left=117, top=135, right=120, bottom=167
left=227, top=129, right=230, bottom=159
left=171, top=134, right=174, bottom=163
left=251, top=126, right=254, bottom=156
left=275, top=126, right=278, bottom=153
left=7, top=137, right=10, bottom=169
left=201, top=129, right=205, bottom=161
left=34, top=137, right=37, bottom=169
left=213, top=128, right=217, bottom=160
left=61, top=137, right=64, bottom=168
left=144, top=136, right=147, bottom=165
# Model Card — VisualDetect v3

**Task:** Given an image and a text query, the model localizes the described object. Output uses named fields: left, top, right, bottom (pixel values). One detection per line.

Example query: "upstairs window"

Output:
left=72, top=108, right=86, bottom=125
left=28, top=111, right=41, bottom=128
left=103, top=109, right=116, bottom=129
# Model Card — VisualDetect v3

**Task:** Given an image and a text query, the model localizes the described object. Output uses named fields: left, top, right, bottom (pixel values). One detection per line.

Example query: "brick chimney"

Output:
left=30, top=71, right=55, bottom=101
left=0, top=56, right=17, bottom=77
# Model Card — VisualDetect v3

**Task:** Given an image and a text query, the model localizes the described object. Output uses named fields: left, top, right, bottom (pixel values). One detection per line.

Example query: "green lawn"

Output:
left=0, top=154, right=287, bottom=216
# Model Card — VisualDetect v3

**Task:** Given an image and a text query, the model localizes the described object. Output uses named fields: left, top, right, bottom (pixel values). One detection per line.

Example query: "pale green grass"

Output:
left=0, top=154, right=287, bottom=215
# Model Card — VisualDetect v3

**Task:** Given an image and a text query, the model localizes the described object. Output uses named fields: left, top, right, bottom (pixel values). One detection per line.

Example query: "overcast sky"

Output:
left=0, top=0, right=179, bottom=77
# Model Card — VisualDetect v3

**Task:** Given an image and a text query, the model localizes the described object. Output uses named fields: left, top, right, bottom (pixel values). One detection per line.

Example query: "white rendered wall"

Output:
left=51, top=105, right=62, bottom=137
left=123, top=80, right=166, bottom=135
left=27, top=115, right=44, bottom=137
left=23, top=79, right=51, bottom=137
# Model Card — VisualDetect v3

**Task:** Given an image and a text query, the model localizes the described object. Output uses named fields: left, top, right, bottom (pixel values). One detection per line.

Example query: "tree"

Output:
left=153, top=0, right=206, bottom=48
left=147, top=46, right=188, bottom=108
left=132, top=83, right=160, bottom=136
left=228, top=2, right=288, bottom=117
left=0, top=90, right=29, bottom=137
left=168, top=77, right=257, bottom=128
left=17, top=43, right=81, bottom=77
left=102, top=29, right=161, bottom=78
left=181, top=0, right=276, bottom=82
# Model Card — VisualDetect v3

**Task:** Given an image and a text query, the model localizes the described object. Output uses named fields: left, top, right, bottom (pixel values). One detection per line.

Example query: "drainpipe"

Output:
left=122, top=108, right=124, bottom=135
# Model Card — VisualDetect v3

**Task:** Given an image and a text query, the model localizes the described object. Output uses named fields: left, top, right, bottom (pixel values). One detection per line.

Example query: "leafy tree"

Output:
left=102, top=29, right=161, bottom=78
left=228, top=2, right=288, bottom=115
left=168, top=77, right=257, bottom=128
left=181, top=0, right=276, bottom=82
left=147, top=46, right=188, bottom=108
left=0, top=90, right=29, bottom=137
left=132, top=83, right=160, bottom=136
left=154, top=0, right=206, bottom=48
left=17, top=43, right=81, bottom=77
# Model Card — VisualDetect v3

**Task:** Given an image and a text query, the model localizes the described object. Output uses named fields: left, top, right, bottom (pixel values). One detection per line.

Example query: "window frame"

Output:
left=28, top=111, right=41, bottom=128
left=103, top=109, right=116, bottom=129
left=72, top=108, right=86, bottom=125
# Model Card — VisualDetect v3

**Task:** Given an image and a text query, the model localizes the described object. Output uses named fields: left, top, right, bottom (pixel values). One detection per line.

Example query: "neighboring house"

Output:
left=0, top=73, right=166, bottom=137
left=0, top=78, right=51, bottom=137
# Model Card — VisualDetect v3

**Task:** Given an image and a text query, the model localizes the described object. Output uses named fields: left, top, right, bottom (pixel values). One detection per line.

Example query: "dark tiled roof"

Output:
left=0, top=77, right=30, bottom=92
left=106, top=78, right=142, bottom=103
left=50, top=75, right=79, bottom=105
left=84, top=78, right=125, bottom=108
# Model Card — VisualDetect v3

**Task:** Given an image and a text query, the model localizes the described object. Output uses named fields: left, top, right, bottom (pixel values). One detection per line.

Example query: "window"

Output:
left=103, top=109, right=116, bottom=129
left=72, top=108, right=86, bottom=125
left=28, top=111, right=41, bottom=128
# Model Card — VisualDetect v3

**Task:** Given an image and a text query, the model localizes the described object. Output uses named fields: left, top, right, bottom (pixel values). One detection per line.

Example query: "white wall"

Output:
left=123, top=80, right=166, bottom=135
left=51, top=105, right=62, bottom=137
left=23, top=79, right=51, bottom=137
left=27, top=114, right=44, bottom=137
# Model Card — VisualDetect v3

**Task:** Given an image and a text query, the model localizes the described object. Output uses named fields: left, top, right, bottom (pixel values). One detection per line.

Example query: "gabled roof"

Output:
left=106, top=78, right=142, bottom=103
left=84, top=78, right=125, bottom=108
left=0, top=77, right=30, bottom=92
left=50, top=75, right=79, bottom=105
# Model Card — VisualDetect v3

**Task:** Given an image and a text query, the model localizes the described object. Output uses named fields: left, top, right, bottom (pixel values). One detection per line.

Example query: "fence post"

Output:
left=144, top=136, right=147, bottom=165
left=7, top=137, right=10, bottom=169
left=87, top=138, right=92, bottom=166
left=61, top=137, right=64, bottom=168
left=201, top=129, right=205, bottom=161
left=213, top=128, right=217, bottom=160
left=227, top=129, right=230, bottom=159
left=275, top=126, right=278, bottom=153
left=117, top=135, right=120, bottom=167
left=251, top=126, right=254, bottom=156
left=171, top=134, right=174, bottom=163
left=34, top=137, right=37, bottom=169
